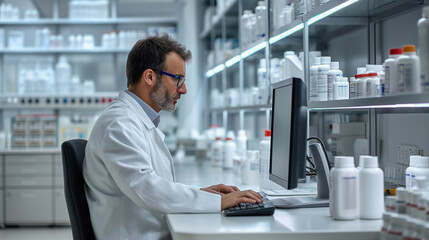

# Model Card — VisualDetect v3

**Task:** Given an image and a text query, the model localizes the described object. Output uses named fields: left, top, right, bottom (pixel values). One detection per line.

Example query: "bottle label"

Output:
left=342, top=176, right=357, bottom=210
left=385, top=66, right=391, bottom=94
left=310, top=69, right=318, bottom=101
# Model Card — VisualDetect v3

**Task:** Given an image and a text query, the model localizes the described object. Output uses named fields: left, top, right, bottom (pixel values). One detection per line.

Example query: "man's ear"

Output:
left=142, top=69, right=157, bottom=86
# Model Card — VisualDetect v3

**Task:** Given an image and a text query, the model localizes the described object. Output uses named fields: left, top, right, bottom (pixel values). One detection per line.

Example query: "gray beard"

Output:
left=150, top=80, right=178, bottom=112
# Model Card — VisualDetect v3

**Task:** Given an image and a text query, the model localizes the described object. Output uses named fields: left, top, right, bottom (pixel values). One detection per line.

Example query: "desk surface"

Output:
left=169, top=160, right=382, bottom=240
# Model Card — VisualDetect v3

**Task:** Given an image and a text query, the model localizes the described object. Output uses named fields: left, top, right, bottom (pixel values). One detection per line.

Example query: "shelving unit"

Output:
left=0, top=0, right=179, bottom=226
left=201, top=0, right=429, bottom=186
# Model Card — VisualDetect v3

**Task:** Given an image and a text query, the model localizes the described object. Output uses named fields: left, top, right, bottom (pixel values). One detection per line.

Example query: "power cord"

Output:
left=307, top=136, right=331, bottom=170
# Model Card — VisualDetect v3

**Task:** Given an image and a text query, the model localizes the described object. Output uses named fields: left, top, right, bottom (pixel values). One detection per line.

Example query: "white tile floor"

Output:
left=0, top=226, right=72, bottom=240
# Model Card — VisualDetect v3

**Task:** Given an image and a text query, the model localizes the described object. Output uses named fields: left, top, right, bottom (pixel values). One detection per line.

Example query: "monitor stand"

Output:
left=271, top=143, right=330, bottom=209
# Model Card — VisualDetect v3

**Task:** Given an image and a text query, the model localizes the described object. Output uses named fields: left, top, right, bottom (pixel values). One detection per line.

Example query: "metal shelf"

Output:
left=210, top=104, right=271, bottom=113
left=0, top=92, right=118, bottom=110
left=0, top=48, right=130, bottom=54
left=200, top=0, right=238, bottom=39
left=0, top=17, right=177, bottom=25
left=308, top=93, right=429, bottom=110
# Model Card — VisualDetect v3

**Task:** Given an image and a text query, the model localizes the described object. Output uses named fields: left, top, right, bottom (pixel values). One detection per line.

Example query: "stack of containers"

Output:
left=330, top=155, right=384, bottom=221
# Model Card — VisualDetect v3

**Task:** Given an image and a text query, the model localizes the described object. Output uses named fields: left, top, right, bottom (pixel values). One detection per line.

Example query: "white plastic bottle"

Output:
left=240, top=10, right=252, bottom=47
left=356, top=73, right=368, bottom=98
left=257, top=59, right=268, bottom=105
left=241, top=150, right=260, bottom=185
left=327, top=61, right=343, bottom=101
left=397, top=45, right=421, bottom=94
left=359, top=156, right=384, bottom=219
left=309, top=57, right=320, bottom=102
left=406, top=155, right=429, bottom=189
left=281, top=51, right=304, bottom=80
left=387, top=214, right=406, bottom=240
left=419, top=6, right=429, bottom=92
left=395, top=187, right=407, bottom=214
left=366, top=72, right=380, bottom=97
left=380, top=212, right=392, bottom=240
left=384, top=48, right=403, bottom=96
left=236, top=130, right=247, bottom=154
left=223, top=137, right=236, bottom=169
left=259, top=130, right=271, bottom=190
left=211, top=137, right=223, bottom=167
left=329, top=165, right=336, bottom=217
left=55, top=56, right=71, bottom=94
left=331, top=156, right=358, bottom=220
left=317, top=56, right=331, bottom=101
left=349, top=76, right=357, bottom=99
left=333, top=76, right=349, bottom=100
left=255, top=1, right=267, bottom=39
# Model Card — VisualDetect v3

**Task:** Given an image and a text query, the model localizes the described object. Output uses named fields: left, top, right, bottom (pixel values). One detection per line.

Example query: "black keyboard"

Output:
left=223, top=193, right=275, bottom=216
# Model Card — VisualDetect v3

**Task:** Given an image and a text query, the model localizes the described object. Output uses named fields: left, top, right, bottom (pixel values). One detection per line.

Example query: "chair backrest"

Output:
left=61, top=139, right=95, bottom=240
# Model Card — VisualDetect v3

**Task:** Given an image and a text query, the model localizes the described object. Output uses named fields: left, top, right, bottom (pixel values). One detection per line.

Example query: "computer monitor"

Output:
left=269, top=77, right=307, bottom=190
left=268, top=78, right=329, bottom=209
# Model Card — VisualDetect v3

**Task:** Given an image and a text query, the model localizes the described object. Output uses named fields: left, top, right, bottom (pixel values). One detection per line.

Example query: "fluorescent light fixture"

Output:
left=313, top=102, right=429, bottom=110
left=205, top=64, right=225, bottom=78
left=308, top=0, right=360, bottom=25
left=225, top=55, right=241, bottom=68
left=240, top=42, right=267, bottom=59
left=269, top=23, right=304, bottom=44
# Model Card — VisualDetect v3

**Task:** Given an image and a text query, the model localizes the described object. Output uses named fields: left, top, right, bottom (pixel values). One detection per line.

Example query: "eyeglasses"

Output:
left=159, top=70, right=186, bottom=88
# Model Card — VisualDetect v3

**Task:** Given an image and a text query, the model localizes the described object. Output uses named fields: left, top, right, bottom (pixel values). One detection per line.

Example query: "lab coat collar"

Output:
left=117, top=91, right=166, bottom=141
left=118, top=91, right=156, bottom=129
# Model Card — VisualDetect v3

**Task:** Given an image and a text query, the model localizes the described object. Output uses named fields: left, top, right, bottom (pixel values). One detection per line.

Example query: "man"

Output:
left=83, top=34, right=262, bottom=240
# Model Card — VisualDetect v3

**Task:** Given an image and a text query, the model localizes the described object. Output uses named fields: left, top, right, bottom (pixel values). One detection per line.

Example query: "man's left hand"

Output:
left=200, top=184, right=239, bottom=195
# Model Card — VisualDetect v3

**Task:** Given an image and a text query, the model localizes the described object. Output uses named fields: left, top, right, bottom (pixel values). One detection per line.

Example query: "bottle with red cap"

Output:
left=397, top=45, right=421, bottom=94
left=384, top=48, right=403, bottom=96
left=356, top=73, right=369, bottom=98
left=259, top=129, right=272, bottom=190
left=366, top=72, right=380, bottom=97
left=419, top=5, right=429, bottom=92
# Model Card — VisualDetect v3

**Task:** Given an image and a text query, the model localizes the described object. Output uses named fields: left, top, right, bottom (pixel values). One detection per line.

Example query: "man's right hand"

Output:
left=221, top=190, right=263, bottom=210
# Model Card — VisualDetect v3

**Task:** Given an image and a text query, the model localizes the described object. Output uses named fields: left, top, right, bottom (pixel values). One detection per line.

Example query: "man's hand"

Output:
left=200, top=184, right=239, bottom=195
left=220, top=190, right=263, bottom=210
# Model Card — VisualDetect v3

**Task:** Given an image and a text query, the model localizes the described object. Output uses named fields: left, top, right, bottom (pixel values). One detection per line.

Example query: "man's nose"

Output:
left=178, top=82, right=187, bottom=94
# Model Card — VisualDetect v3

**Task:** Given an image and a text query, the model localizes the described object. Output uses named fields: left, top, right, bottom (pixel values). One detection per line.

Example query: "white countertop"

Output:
left=168, top=158, right=382, bottom=240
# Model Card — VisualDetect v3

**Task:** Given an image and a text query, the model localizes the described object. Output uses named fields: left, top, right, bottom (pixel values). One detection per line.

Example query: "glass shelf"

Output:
left=308, top=93, right=429, bottom=110
left=210, top=104, right=271, bottom=113
left=0, top=48, right=130, bottom=54
left=0, top=17, right=177, bottom=25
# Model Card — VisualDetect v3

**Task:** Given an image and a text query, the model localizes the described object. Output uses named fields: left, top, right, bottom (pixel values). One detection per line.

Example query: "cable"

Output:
left=307, top=136, right=331, bottom=170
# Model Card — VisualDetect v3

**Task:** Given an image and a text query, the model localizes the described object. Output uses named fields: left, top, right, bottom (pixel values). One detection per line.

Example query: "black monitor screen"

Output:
left=269, top=78, right=307, bottom=190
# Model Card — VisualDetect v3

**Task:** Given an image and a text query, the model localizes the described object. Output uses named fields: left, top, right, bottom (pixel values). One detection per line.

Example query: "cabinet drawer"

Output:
left=5, top=189, right=53, bottom=224
left=54, top=189, right=70, bottom=224
left=5, top=176, right=52, bottom=187
left=54, top=158, right=64, bottom=177
left=6, top=164, right=52, bottom=175
left=54, top=176, right=64, bottom=187
left=5, top=154, right=52, bottom=164
left=0, top=190, right=3, bottom=225
left=0, top=157, right=3, bottom=175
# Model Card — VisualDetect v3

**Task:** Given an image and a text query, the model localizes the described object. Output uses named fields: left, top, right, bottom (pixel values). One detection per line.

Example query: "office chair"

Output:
left=61, top=139, right=96, bottom=240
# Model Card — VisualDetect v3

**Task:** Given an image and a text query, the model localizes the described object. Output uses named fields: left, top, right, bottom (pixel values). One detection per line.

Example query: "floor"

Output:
left=0, top=226, right=72, bottom=240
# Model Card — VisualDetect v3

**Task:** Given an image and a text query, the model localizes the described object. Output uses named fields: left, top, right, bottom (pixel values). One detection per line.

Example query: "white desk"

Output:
left=168, top=159, right=382, bottom=240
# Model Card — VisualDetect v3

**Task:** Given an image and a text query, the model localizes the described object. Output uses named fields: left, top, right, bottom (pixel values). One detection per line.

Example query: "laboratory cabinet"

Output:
left=0, top=151, right=68, bottom=226
left=0, top=0, right=179, bottom=151
left=200, top=0, right=428, bottom=187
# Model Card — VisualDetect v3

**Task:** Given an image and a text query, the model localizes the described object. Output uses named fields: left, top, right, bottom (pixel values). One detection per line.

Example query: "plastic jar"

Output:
left=384, top=48, right=403, bottom=95
left=397, top=45, right=421, bottom=94
left=331, top=156, right=358, bottom=220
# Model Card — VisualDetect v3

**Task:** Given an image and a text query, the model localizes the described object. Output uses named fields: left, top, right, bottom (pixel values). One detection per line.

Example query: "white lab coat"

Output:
left=83, top=91, right=221, bottom=240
